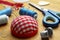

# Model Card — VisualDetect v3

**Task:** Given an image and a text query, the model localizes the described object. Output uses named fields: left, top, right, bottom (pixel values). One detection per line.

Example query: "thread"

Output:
left=0, top=15, right=9, bottom=25
left=19, top=7, right=37, bottom=19
left=0, top=7, right=12, bottom=16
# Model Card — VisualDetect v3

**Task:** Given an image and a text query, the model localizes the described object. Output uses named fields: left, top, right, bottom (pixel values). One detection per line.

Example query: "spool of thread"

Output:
left=19, top=7, right=37, bottom=19
left=0, top=15, right=9, bottom=25
left=0, top=7, right=12, bottom=16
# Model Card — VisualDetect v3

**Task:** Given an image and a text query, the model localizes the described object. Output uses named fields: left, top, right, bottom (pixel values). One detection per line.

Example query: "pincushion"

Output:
left=11, top=15, right=38, bottom=38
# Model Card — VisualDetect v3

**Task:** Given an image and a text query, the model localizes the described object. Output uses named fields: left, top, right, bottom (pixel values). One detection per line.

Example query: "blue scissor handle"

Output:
left=48, top=10, right=60, bottom=22
left=42, top=10, right=59, bottom=28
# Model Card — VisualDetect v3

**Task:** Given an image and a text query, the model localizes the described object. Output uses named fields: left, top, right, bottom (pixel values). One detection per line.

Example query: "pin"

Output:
left=19, top=7, right=37, bottom=19
left=0, top=7, right=12, bottom=16
left=0, top=15, right=9, bottom=25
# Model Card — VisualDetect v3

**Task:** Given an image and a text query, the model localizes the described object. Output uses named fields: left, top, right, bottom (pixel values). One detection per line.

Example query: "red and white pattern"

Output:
left=11, top=15, right=38, bottom=38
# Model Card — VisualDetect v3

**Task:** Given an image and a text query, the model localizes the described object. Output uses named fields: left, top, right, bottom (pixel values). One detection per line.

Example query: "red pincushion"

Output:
left=11, top=15, right=38, bottom=38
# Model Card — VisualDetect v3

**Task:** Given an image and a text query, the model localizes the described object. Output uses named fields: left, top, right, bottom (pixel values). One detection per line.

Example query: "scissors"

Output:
left=29, top=2, right=60, bottom=28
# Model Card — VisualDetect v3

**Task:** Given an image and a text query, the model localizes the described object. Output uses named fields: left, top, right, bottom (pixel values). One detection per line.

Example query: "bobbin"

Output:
left=40, top=27, right=53, bottom=38
left=0, top=15, right=9, bottom=25
left=19, top=7, right=37, bottom=19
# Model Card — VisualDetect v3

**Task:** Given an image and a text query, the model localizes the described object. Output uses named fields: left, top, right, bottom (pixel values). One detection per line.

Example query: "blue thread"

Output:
left=19, top=7, right=37, bottom=19
left=0, top=7, right=12, bottom=16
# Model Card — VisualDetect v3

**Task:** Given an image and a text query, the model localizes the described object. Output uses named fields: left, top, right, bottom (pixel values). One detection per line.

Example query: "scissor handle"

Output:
left=43, top=15, right=59, bottom=28
left=48, top=10, right=60, bottom=22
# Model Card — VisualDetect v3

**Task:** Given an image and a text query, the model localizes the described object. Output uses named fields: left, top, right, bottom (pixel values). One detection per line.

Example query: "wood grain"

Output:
left=0, top=0, right=60, bottom=40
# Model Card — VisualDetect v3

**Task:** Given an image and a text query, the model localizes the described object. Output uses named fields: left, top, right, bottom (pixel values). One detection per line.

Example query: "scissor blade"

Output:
left=29, top=2, right=48, bottom=11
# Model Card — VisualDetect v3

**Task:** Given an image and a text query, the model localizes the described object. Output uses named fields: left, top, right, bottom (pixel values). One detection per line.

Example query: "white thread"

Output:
left=0, top=15, right=9, bottom=25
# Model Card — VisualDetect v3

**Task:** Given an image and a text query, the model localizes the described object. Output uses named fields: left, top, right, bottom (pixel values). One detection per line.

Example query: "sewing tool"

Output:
left=45, top=27, right=53, bottom=37
left=0, top=15, right=9, bottom=25
left=0, top=0, right=23, bottom=9
left=13, top=0, right=30, bottom=3
left=40, top=27, right=53, bottom=39
left=11, top=15, right=38, bottom=38
left=19, top=7, right=37, bottom=19
left=29, top=2, right=60, bottom=28
left=40, top=30, right=48, bottom=38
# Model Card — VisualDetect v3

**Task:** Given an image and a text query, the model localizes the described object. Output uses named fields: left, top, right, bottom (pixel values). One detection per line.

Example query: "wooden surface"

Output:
left=0, top=0, right=60, bottom=40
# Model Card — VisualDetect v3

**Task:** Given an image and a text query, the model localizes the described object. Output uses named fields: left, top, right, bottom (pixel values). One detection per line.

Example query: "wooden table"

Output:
left=0, top=0, right=60, bottom=40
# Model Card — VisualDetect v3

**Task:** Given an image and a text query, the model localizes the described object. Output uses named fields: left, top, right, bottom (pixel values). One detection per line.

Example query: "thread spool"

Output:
left=0, top=15, right=9, bottom=25
left=19, top=7, right=37, bottom=19
left=0, top=7, right=12, bottom=16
